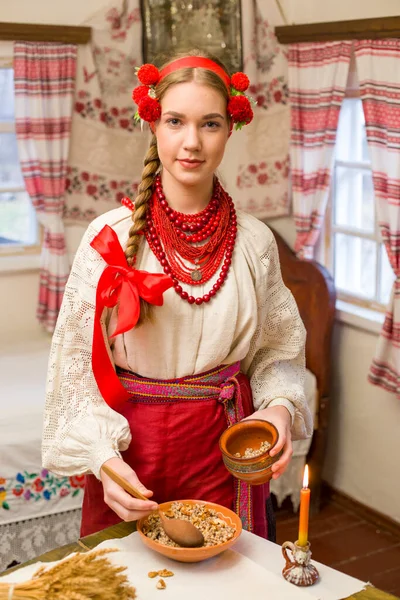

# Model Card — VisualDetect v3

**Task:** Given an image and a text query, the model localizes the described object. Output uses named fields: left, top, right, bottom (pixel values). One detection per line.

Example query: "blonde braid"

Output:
left=125, top=134, right=160, bottom=324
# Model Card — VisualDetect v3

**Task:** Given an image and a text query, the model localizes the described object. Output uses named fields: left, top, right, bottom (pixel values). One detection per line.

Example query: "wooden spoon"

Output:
left=101, top=464, right=204, bottom=548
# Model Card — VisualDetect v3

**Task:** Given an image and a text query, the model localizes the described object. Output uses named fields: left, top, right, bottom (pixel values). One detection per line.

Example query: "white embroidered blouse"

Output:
left=42, top=206, right=313, bottom=479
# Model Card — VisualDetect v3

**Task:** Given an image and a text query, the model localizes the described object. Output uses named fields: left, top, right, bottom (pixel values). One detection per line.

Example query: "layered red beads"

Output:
left=145, top=175, right=237, bottom=305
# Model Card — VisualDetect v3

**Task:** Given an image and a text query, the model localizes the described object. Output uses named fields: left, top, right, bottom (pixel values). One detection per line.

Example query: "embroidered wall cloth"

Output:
left=64, top=0, right=290, bottom=224
left=64, top=0, right=150, bottom=224
left=219, top=0, right=291, bottom=219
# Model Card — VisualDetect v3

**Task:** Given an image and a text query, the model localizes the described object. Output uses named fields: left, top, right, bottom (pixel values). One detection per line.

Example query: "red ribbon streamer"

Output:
left=90, top=224, right=173, bottom=410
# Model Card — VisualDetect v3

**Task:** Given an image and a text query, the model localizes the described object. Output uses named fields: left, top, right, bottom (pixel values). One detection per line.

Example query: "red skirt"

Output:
left=81, top=364, right=269, bottom=538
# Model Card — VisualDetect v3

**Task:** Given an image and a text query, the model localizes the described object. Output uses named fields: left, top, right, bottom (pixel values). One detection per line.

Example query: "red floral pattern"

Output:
left=65, top=166, right=138, bottom=203
left=240, top=191, right=290, bottom=216
left=69, top=475, right=85, bottom=489
left=245, top=8, right=289, bottom=111
left=92, top=45, right=139, bottom=96
left=1, top=469, right=84, bottom=510
left=253, top=12, right=284, bottom=74
left=248, top=77, right=288, bottom=110
left=75, top=89, right=139, bottom=131
left=105, top=6, right=140, bottom=41
left=236, top=157, right=289, bottom=189
left=64, top=167, right=139, bottom=222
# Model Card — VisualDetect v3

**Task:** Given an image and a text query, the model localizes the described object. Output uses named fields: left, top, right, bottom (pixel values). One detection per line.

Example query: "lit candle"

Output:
left=298, top=464, right=310, bottom=547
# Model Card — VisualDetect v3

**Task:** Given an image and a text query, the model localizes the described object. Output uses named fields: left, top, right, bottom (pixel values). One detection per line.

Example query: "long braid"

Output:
left=125, top=134, right=160, bottom=324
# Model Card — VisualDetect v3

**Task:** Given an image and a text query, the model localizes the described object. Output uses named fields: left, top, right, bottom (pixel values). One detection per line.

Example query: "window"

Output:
left=0, top=67, right=38, bottom=251
left=326, top=97, right=395, bottom=310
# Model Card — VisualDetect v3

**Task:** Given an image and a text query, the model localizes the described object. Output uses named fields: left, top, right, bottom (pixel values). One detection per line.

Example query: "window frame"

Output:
left=323, top=80, right=392, bottom=313
left=0, top=60, right=41, bottom=260
left=326, top=162, right=388, bottom=313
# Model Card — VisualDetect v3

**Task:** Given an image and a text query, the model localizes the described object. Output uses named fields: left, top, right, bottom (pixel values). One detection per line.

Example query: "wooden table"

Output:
left=3, top=521, right=399, bottom=600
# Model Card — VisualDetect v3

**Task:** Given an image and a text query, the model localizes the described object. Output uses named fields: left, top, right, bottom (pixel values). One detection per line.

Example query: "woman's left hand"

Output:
left=242, top=405, right=292, bottom=480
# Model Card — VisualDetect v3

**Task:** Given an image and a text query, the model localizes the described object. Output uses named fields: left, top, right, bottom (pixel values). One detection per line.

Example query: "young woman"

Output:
left=42, top=51, right=312, bottom=540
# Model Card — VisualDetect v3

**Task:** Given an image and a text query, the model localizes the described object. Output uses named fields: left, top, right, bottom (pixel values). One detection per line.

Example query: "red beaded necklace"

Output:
left=144, top=175, right=237, bottom=305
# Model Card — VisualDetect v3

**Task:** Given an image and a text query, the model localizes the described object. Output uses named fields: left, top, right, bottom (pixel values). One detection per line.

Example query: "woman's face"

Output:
left=154, top=80, right=230, bottom=189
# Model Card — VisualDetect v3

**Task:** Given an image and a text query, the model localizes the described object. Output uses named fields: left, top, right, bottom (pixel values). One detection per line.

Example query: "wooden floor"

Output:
left=275, top=499, right=400, bottom=598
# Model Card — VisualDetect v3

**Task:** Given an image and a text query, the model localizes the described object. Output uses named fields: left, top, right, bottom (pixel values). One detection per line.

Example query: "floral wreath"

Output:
left=132, top=57, right=256, bottom=130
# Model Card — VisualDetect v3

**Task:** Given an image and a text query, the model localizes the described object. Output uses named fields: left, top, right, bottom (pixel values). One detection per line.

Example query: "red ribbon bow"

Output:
left=90, top=224, right=173, bottom=410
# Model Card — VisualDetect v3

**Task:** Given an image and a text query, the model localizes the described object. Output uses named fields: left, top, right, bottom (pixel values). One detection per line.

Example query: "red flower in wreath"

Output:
left=132, top=85, right=150, bottom=105
left=228, top=95, right=254, bottom=125
left=137, top=64, right=160, bottom=86
left=138, top=95, right=162, bottom=122
left=231, top=72, right=250, bottom=92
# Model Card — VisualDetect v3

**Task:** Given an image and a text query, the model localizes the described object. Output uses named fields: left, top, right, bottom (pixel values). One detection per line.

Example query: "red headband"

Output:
left=159, top=57, right=231, bottom=91
left=132, top=59, right=254, bottom=130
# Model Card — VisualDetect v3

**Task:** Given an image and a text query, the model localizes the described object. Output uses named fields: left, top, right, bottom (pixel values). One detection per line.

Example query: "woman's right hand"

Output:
left=100, top=457, right=158, bottom=522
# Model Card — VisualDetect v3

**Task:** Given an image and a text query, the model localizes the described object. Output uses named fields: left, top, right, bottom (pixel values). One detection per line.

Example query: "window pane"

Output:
left=335, top=98, right=370, bottom=163
left=0, top=68, right=14, bottom=122
left=334, top=166, right=375, bottom=232
left=0, top=192, right=38, bottom=246
left=334, top=233, right=377, bottom=299
left=379, top=245, right=395, bottom=305
left=0, top=133, right=24, bottom=187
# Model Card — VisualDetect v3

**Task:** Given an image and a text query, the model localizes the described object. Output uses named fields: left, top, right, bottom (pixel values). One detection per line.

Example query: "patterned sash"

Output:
left=117, top=362, right=254, bottom=532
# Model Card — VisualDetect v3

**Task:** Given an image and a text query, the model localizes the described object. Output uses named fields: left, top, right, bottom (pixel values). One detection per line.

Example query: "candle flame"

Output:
left=303, top=464, right=309, bottom=488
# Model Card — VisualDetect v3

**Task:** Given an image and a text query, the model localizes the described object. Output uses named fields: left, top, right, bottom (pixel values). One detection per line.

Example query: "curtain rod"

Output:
left=0, top=22, right=91, bottom=44
left=275, top=15, right=400, bottom=44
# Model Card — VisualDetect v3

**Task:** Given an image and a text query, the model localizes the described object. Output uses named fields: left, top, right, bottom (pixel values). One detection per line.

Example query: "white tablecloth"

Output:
left=1, top=530, right=368, bottom=600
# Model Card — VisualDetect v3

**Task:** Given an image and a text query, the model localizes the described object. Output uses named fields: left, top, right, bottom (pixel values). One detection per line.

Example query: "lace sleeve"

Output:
left=42, top=223, right=131, bottom=479
left=241, top=236, right=313, bottom=440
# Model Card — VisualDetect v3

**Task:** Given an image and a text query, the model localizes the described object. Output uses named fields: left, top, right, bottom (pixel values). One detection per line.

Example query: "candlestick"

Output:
left=281, top=465, right=319, bottom=587
left=282, top=540, right=319, bottom=586
left=298, top=464, right=310, bottom=547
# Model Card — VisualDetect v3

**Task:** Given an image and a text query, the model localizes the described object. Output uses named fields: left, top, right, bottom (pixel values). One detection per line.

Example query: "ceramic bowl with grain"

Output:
left=219, top=418, right=282, bottom=485
left=137, top=499, right=242, bottom=563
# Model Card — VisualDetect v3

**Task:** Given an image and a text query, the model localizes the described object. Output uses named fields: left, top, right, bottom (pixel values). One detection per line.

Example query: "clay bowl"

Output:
left=137, top=499, right=242, bottom=563
left=219, top=419, right=282, bottom=485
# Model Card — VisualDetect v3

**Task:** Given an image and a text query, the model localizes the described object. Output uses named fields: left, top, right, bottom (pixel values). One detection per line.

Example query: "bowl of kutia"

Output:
left=219, top=419, right=282, bottom=485
left=137, top=499, right=242, bottom=563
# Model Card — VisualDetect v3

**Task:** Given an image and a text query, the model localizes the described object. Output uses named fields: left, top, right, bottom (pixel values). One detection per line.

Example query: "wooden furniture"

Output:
left=271, top=228, right=336, bottom=514
left=3, top=521, right=398, bottom=599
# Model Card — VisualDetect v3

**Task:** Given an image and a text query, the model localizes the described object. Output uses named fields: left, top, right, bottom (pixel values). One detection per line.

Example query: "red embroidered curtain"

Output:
left=354, top=39, right=400, bottom=397
left=288, top=42, right=352, bottom=259
left=14, top=42, right=77, bottom=332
